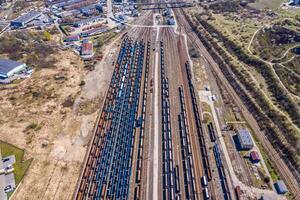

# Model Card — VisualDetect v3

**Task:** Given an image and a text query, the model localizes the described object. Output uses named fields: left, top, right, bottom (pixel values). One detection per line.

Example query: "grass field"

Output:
left=0, top=141, right=32, bottom=185
left=208, top=13, right=264, bottom=47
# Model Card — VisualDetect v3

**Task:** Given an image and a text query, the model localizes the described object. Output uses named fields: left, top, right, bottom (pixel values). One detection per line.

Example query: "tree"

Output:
left=43, top=31, right=51, bottom=41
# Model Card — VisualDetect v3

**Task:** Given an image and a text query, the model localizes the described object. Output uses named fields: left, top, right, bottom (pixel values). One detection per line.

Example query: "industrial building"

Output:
left=237, top=129, right=254, bottom=150
left=10, top=10, right=42, bottom=28
left=80, top=26, right=107, bottom=37
left=0, top=59, right=27, bottom=79
left=64, top=35, right=80, bottom=42
left=274, top=180, right=288, bottom=194
left=81, top=40, right=93, bottom=57
left=80, top=4, right=103, bottom=16
left=74, top=15, right=102, bottom=27
left=250, top=151, right=260, bottom=163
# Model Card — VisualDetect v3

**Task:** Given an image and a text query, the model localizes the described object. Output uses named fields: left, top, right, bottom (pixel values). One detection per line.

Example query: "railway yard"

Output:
left=1, top=0, right=299, bottom=199
left=74, top=3, right=300, bottom=199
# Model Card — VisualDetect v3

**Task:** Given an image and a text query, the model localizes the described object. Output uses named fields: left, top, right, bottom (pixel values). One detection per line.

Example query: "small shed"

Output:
left=250, top=151, right=260, bottom=163
left=274, top=180, right=288, bottom=194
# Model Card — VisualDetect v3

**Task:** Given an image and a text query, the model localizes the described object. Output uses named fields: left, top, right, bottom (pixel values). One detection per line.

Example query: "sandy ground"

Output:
left=0, top=37, right=120, bottom=199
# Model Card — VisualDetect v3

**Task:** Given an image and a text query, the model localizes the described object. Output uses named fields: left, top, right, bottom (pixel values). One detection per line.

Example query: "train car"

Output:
left=204, top=187, right=210, bottom=200
left=202, top=175, right=208, bottom=187
left=235, top=186, right=242, bottom=200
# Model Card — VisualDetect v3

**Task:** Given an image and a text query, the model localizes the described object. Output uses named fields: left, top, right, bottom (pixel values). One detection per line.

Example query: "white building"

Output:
left=0, top=59, right=27, bottom=79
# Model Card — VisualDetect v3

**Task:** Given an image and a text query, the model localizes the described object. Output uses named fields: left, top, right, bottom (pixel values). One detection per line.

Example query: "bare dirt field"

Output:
left=0, top=36, right=120, bottom=199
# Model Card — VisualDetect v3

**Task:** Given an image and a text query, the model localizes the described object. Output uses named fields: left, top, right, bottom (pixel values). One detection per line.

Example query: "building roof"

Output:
left=81, top=26, right=107, bottom=36
left=81, top=42, right=93, bottom=55
left=75, top=15, right=102, bottom=26
left=64, top=35, right=80, bottom=41
left=0, top=59, right=24, bottom=75
left=250, top=151, right=260, bottom=161
left=12, top=10, right=42, bottom=24
left=275, top=180, right=288, bottom=194
left=238, top=129, right=254, bottom=147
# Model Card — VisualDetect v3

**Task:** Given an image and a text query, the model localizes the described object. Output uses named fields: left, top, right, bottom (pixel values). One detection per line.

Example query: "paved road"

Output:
left=152, top=25, right=160, bottom=200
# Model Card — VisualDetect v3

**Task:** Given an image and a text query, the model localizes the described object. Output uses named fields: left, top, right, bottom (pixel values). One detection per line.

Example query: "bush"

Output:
left=79, top=80, right=86, bottom=86
left=43, top=31, right=51, bottom=41
left=25, top=123, right=42, bottom=132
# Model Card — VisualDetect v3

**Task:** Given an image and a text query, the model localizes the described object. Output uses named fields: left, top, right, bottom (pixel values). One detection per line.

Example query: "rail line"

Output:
left=175, top=8, right=300, bottom=199
left=160, top=41, right=177, bottom=200
left=133, top=40, right=151, bottom=200
left=75, top=37, right=149, bottom=200
left=184, top=62, right=212, bottom=183
left=213, top=144, right=232, bottom=200
left=178, top=86, right=197, bottom=199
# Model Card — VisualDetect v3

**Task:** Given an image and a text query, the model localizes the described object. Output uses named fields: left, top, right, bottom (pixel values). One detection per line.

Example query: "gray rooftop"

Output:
left=0, top=59, right=24, bottom=75
left=75, top=15, right=102, bottom=25
left=275, top=180, right=288, bottom=193
left=12, top=10, right=42, bottom=24
left=238, top=129, right=253, bottom=146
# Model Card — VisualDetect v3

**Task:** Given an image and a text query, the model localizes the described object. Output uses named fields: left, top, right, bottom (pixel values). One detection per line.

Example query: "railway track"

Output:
left=160, top=41, right=177, bottom=200
left=174, top=8, right=300, bottom=199
left=160, top=27, right=217, bottom=200
left=178, top=86, right=197, bottom=199
left=184, top=62, right=212, bottom=182
left=213, top=144, right=232, bottom=200
left=75, top=37, right=151, bottom=200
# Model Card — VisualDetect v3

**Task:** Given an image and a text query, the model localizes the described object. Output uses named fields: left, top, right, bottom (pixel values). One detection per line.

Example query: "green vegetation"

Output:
left=189, top=46, right=201, bottom=58
left=210, top=14, right=260, bottom=46
left=274, top=64, right=300, bottom=95
left=187, top=11, right=300, bottom=178
left=201, top=102, right=212, bottom=113
left=251, top=26, right=300, bottom=61
left=94, top=31, right=117, bottom=48
left=24, top=123, right=42, bottom=132
left=0, top=31, right=57, bottom=68
left=283, top=56, right=300, bottom=75
left=79, top=80, right=86, bottom=86
left=0, top=141, right=32, bottom=185
left=260, top=148, right=280, bottom=180
left=43, top=31, right=52, bottom=41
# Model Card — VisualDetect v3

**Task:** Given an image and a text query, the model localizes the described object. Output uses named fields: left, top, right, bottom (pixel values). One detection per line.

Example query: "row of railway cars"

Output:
left=184, top=62, right=212, bottom=183
left=76, top=37, right=148, bottom=200
left=178, top=86, right=197, bottom=199
left=160, top=41, right=178, bottom=200
left=213, top=144, right=232, bottom=200
left=133, top=40, right=151, bottom=200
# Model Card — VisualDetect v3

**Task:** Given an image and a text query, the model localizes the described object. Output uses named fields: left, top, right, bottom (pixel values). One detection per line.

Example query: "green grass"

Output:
left=260, top=148, right=280, bottom=181
left=24, top=123, right=42, bottom=132
left=0, top=141, right=32, bottom=185
left=201, top=102, right=212, bottom=113
left=244, top=124, right=280, bottom=181
left=239, top=150, right=249, bottom=157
